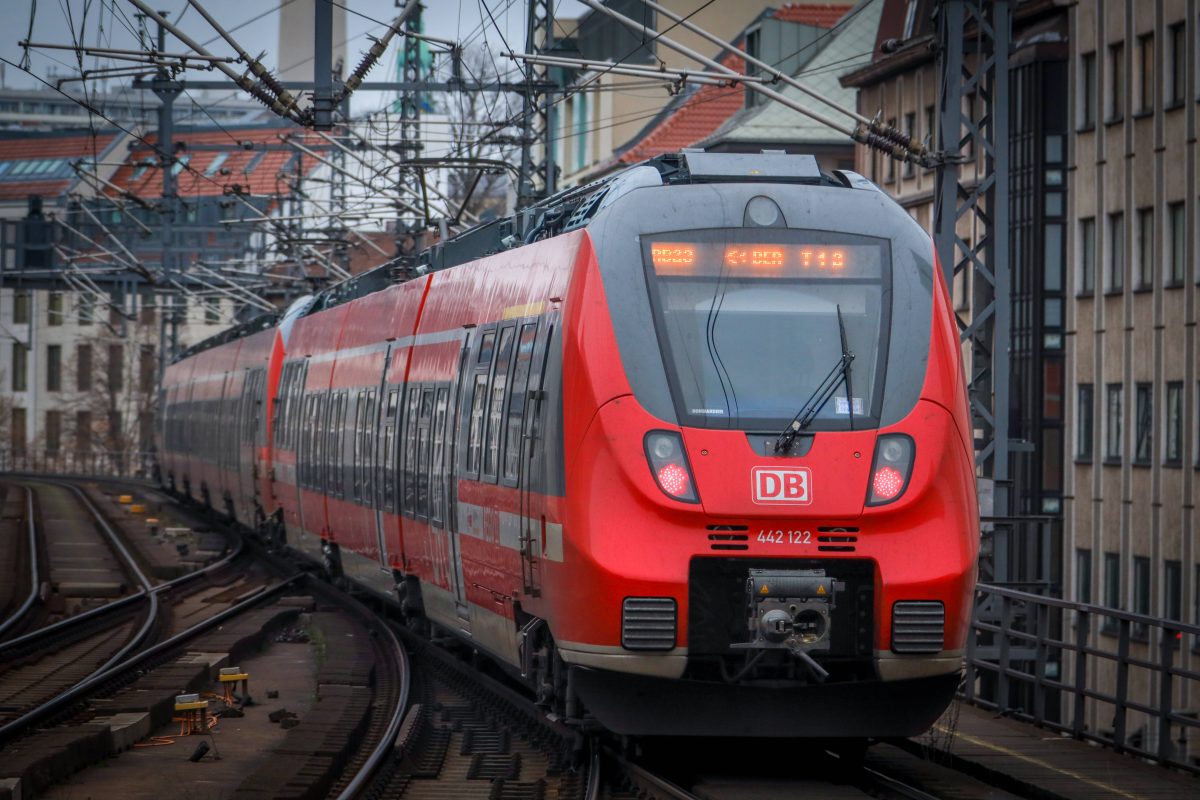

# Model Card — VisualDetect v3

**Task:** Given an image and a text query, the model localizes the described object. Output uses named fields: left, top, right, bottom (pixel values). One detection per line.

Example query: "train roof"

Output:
left=173, top=151, right=853, bottom=363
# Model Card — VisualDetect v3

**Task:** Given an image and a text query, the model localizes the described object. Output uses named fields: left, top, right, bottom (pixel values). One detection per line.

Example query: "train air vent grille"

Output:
left=708, top=534, right=749, bottom=551
left=706, top=524, right=749, bottom=531
left=622, top=597, right=677, bottom=651
left=818, top=526, right=860, bottom=533
left=891, top=601, right=945, bottom=654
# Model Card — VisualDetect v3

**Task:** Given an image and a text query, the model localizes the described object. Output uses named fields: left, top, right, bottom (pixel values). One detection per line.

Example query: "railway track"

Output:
left=0, top=485, right=38, bottom=639
left=2, top=479, right=1033, bottom=800
left=0, top=478, right=251, bottom=743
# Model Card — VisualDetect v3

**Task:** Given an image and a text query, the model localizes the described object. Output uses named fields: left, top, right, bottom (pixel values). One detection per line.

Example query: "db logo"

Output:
left=752, top=467, right=812, bottom=505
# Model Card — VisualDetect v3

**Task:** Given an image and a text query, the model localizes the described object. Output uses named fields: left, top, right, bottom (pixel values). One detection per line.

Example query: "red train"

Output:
left=159, top=152, right=978, bottom=737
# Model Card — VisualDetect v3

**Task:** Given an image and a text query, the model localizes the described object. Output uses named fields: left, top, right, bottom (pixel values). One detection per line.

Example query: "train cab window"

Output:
left=644, top=230, right=891, bottom=431
left=430, top=387, right=449, bottom=523
left=483, top=326, right=516, bottom=481
left=503, top=323, right=538, bottom=483
left=416, top=388, right=434, bottom=518
left=402, top=387, right=421, bottom=515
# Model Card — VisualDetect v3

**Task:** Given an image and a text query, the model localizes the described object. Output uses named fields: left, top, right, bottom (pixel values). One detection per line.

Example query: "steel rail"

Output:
left=329, top=578, right=411, bottom=800
left=0, top=487, right=39, bottom=639
left=0, top=506, right=241, bottom=656
left=0, top=573, right=299, bottom=745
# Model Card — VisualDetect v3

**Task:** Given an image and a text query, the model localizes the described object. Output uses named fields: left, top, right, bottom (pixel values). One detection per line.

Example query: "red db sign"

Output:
left=752, top=467, right=812, bottom=505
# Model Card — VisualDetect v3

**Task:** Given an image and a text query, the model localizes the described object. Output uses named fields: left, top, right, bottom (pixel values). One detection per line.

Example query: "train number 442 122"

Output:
left=757, top=529, right=812, bottom=545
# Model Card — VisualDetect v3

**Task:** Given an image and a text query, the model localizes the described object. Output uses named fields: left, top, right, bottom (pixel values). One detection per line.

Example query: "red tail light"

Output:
left=867, top=434, right=914, bottom=506
left=645, top=431, right=700, bottom=503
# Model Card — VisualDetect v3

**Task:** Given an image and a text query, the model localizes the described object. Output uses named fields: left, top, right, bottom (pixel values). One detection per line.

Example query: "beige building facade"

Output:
left=1065, top=0, right=1199, bottom=748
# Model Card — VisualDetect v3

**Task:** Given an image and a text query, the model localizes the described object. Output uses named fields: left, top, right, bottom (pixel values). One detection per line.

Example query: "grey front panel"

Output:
left=585, top=182, right=935, bottom=429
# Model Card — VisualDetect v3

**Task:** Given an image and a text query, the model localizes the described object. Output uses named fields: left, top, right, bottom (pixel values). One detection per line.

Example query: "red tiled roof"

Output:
left=618, top=53, right=747, bottom=165
left=105, top=126, right=324, bottom=200
left=0, top=131, right=122, bottom=201
left=774, top=2, right=855, bottom=27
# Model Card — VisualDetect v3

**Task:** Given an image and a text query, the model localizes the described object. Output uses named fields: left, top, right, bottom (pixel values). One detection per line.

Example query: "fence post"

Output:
left=1157, top=626, right=1175, bottom=764
left=964, top=589, right=980, bottom=703
left=1034, top=601, right=1049, bottom=724
left=1114, top=618, right=1131, bottom=752
left=1072, top=608, right=1089, bottom=739
left=998, top=593, right=1013, bottom=712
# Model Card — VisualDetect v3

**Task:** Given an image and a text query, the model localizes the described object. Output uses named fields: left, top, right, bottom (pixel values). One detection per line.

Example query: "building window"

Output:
left=1107, top=212, right=1124, bottom=292
left=1165, top=560, right=1182, bottom=622
left=1133, top=556, right=1151, bottom=637
left=1166, top=382, right=1183, bottom=465
left=1137, top=33, right=1154, bottom=113
left=11, top=407, right=26, bottom=455
left=1168, top=202, right=1186, bottom=285
left=1134, top=383, right=1153, bottom=464
left=1076, top=549, right=1093, bottom=604
left=75, top=410, right=92, bottom=452
left=1136, top=207, right=1154, bottom=288
left=13, top=291, right=29, bottom=324
left=1079, top=51, right=1096, bottom=128
left=1169, top=23, right=1186, bottom=105
left=924, top=105, right=935, bottom=155
left=78, top=298, right=92, bottom=326
left=47, top=292, right=62, bottom=326
left=1103, top=552, right=1121, bottom=632
left=1106, top=383, right=1123, bottom=460
left=204, top=297, right=220, bottom=324
left=11, top=343, right=26, bottom=392
left=140, top=345, right=155, bottom=392
left=46, top=344, right=61, bottom=392
left=108, top=344, right=123, bottom=393
left=1077, top=383, right=1094, bottom=460
left=1108, top=41, right=1124, bottom=121
left=1079, top=217, right=1096, bottom=295
left=77, top=344, right=92, bottom=391
left=45, top=410, right=61, bottom=454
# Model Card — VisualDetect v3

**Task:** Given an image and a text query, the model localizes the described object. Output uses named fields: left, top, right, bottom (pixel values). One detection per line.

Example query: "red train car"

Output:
left=160, top=152, right=978, bottom=738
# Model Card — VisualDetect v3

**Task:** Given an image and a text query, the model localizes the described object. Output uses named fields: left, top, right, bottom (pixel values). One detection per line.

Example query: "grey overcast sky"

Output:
left=1, top=0, right=588, bottom=114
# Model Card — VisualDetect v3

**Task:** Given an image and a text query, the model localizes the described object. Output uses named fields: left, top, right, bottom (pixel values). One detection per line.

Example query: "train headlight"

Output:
left=644, top=431, right=700, bottom=504
left=866, top=433, right=914, bottom=506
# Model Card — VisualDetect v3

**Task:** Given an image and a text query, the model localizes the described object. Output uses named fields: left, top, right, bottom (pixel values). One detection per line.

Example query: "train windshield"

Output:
left=643, top=229, right=891, bottom=431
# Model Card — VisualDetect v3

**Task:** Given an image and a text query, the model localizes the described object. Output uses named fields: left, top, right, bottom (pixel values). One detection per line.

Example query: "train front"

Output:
left=553, top=154, right=978, bottom=738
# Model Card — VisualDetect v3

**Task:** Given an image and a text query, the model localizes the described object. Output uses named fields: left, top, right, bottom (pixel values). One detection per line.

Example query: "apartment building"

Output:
left=1064, top=0, right=1198, bottom=748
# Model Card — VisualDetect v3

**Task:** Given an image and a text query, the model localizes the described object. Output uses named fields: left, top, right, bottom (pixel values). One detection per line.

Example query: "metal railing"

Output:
left=965, top=583, right=1200, bottom=773
left=0, top=449, right=157, bottom=480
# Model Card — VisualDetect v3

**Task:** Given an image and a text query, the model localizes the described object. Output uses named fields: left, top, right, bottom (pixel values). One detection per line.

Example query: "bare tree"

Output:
left=59, top=315, right=159, bottom=476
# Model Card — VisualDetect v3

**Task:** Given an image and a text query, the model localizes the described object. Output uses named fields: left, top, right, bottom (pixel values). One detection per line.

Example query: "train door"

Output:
left=444, top=335, right=473, bottom=622
left=372, top=347, right=395, bottom=572
left=518, top=320, right=552, bottom=596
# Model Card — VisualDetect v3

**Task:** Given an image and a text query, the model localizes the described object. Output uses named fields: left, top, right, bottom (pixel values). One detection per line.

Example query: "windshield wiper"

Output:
left=774, top=305, right=855, bottom=454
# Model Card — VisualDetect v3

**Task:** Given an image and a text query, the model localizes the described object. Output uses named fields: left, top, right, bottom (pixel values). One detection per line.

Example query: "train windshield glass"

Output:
left=642, top=229, right=891, bottom=431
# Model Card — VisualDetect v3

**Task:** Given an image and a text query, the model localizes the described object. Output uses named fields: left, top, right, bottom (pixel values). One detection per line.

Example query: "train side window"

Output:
left=477, top=331, right=496, bottom=364
left=402, top=386, right=421, bottom=515
left=303, top=394, right=316, bottom=488
left=364, top=389, right=377, bottom=499
left=524, top=321, right=554, bottom=491
left=417, top=388, right=433, bottom=519
left=503, top=323, right=538, bottom=484
left=430, top=386, right=449, bottom=524
left=483, top=326, right=516, bottom=481
left=466, top=374, right=488, bottom=477
left=384, top=388, right=399, bottom=512
left=352, top=390, right=364, bottom=500
left=336, top=391, right=349, bottom=498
